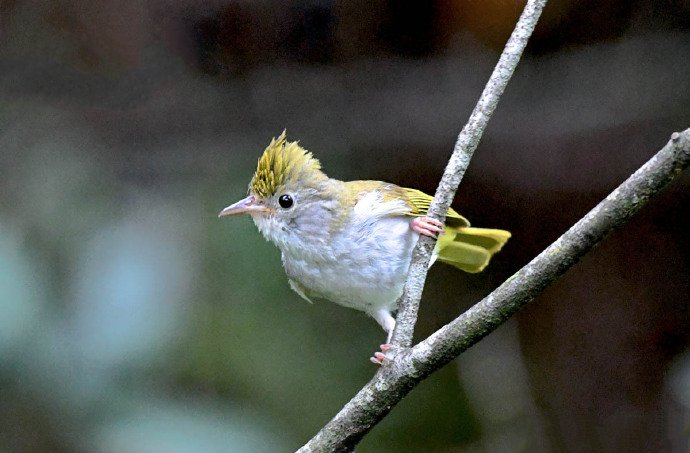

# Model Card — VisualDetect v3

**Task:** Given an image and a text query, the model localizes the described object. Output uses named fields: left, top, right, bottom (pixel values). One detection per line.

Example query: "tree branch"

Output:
left=410, top=128, right=690, bottom=367
left=391, top=0, right=549, bottom=348
left=299, top=129, right=690, bottom=452
left=295, top=0, right=690, bottom=450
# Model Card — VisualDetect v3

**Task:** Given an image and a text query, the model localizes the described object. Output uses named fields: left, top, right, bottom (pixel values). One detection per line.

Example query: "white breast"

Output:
left=281, top=192, right=419, bottom=315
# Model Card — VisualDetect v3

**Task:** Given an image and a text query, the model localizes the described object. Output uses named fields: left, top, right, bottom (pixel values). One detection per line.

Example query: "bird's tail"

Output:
left=436, top=227, right=511, bottom=273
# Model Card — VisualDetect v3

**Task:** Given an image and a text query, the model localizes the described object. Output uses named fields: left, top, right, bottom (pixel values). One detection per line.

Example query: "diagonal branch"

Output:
left=299, top=129, right=690, bottom=452
left=410, top=128, right=690, bottom=368
left=391, top=0, right=549, bottom=348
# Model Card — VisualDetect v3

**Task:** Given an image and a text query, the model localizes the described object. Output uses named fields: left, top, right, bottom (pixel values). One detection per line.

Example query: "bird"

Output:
left=219, top=132, right=511, bottom=364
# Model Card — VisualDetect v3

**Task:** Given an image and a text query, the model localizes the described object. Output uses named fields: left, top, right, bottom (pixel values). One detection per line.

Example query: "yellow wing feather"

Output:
left=437, top=227, right=511, bottom=273
left=400, top=188, right=470, bottom=228
left=399, top=187, right=510, bottom=273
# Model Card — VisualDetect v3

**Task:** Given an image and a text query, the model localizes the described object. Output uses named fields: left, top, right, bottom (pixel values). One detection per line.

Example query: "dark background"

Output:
left=1, top=1, right=689, bottom=451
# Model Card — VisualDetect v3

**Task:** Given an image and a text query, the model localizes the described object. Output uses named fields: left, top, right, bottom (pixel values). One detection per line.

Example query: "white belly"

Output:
left=281, top=216, right=419, bottom=315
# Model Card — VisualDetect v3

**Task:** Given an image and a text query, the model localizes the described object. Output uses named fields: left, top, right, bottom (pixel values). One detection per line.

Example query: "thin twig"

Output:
left=391, top=0, right=549, bottom=348
left=298, top=129, right=690, bottom=452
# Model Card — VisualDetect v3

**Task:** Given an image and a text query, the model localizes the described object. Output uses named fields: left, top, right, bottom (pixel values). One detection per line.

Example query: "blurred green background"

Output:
left=1, top=1, right=689, bottom=451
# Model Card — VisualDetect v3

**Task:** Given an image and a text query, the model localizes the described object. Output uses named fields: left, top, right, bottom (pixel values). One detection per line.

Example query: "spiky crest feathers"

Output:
left=249, top=131, right=327, bottom=198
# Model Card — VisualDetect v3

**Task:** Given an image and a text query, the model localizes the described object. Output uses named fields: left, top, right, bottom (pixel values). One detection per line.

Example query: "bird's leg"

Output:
left=410, top=216, right=444, bottom=238
left=370, top=309, right=396, bottom=365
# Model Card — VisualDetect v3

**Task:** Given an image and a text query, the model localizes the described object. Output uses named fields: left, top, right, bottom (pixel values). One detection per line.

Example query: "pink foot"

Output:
left=411, top=216, right=444, bottom=238
left=370, top=344, right=392, bottom=365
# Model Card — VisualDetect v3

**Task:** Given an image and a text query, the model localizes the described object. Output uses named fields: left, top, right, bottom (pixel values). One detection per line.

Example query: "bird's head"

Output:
left=219, top=131, right=340, bottom=249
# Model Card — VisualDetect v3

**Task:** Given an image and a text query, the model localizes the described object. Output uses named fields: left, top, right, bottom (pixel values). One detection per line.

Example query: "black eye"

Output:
left=278, top=194, right=293, bottom=209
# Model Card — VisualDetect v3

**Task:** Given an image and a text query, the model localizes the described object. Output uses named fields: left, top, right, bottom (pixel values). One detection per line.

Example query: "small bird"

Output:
left=219, top=132, right=510, bottom=364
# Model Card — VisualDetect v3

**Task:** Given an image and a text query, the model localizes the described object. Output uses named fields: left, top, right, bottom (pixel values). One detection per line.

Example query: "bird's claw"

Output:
left=411, top=216, right=444, bottom=238
left=370, top=344, right=393, bottom=365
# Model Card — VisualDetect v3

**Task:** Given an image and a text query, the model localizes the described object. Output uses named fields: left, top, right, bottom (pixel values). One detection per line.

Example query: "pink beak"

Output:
left=218, top=195, right=269, bottom=217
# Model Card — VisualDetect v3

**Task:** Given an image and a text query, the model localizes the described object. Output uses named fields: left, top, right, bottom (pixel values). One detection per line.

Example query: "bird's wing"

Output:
left=346, top=181, right=470, bottom=227
left=399, top=187, right=470, bottom=228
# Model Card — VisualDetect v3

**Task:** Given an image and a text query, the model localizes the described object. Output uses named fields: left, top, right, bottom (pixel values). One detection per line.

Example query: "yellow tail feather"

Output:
left=437, top=227, right=511, bottom=273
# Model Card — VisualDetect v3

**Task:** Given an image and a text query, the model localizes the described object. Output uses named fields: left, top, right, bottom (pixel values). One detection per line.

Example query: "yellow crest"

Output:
left=250, top=131, right=326, bottom=198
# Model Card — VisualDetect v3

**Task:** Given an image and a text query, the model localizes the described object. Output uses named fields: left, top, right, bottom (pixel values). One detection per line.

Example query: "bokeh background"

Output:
left=1, top=1, right=689, bottom=451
